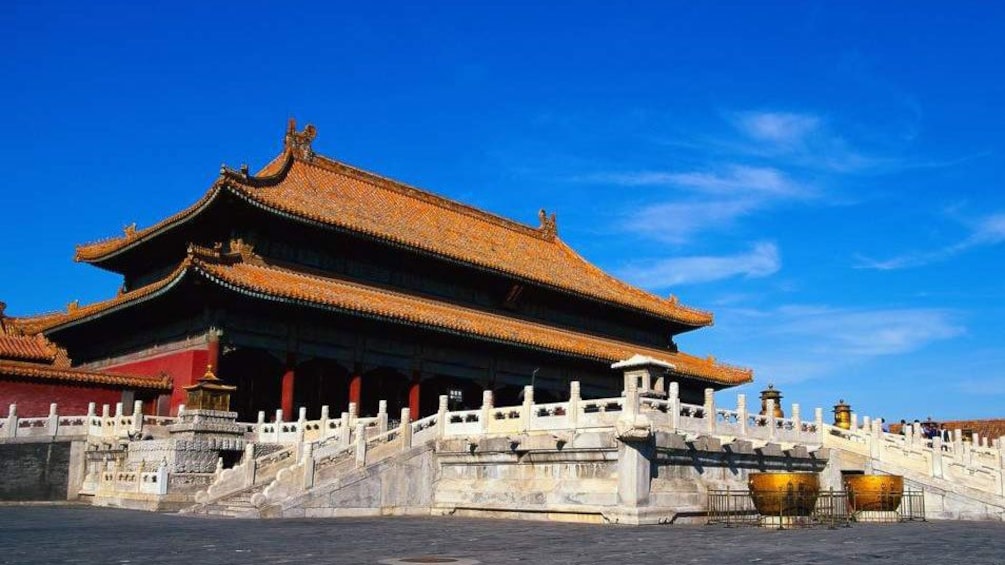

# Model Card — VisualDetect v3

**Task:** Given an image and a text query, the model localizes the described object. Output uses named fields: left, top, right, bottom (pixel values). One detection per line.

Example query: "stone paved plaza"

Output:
left=2, top=506, right=1004, bottom=565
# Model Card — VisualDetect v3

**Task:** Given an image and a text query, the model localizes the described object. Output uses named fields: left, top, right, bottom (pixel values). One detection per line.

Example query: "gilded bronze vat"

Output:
left=844, top=474, right=903, bottom=512
left=748, top=472, right=820, bottom=516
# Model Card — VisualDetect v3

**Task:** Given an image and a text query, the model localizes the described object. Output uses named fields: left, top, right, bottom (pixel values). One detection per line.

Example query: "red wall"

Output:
left=102, top=347, right=209, bottom=415
left=0, top=380, right=121, bottom=417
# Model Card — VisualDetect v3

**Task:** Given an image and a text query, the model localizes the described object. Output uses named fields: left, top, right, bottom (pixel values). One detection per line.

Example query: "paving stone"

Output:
left=1, top=506, right=1004, bottom=564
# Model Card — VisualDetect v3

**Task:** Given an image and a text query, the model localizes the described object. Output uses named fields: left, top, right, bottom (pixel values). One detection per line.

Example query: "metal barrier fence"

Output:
left=708, top=488, right=925, bottom=528
left=709, top=488, right=853, bottom=528
left=849, top=490, right=926, bottom=523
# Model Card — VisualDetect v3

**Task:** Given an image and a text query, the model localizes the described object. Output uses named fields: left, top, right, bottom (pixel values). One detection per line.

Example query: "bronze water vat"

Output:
left=748, top=472, right=820, bottom=516
left=844, top=474, right=903, bottom=512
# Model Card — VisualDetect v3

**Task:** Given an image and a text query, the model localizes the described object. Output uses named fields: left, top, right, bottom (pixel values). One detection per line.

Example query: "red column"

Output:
left=409, top=372, right=421, bottom=417
left=348, top=373, right=362, bottom=407
left=280, top=353, right=296, bottom=420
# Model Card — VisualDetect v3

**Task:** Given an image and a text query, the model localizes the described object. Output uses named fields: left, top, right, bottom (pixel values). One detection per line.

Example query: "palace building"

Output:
left=12, top=121, right=751, bottom=420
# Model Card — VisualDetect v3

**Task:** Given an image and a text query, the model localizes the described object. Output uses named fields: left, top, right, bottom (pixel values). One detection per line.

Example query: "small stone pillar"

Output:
left=704, top=388, right=715, bottom=434
left=400, top=408, right=412, bottom=451
left=480, top=390, right=494, bottom=432
left=612, top=354, right=673, bottom=397
left=833, top=399, right=852, bottom=430
left=521, top=385, right=534, bottom=432
left=354, top=423, right=367, bottom=467
left=377, top=400, right=388, bottom=434
left=436, top=395, right=448, bottom=439
left=737, top=394, right=748, bottom=436
left=5, top=404, right=17, bottom=439
left=568, top=381, right=581, bottom=430
left=759, top=384, right=784, bottom=418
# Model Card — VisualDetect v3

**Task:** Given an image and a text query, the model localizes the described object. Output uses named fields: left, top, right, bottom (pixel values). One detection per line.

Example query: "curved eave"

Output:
left=0, top=360, right=173, bottom=391
left=38, top=266, right=191, bottom=335
left=74, top=186, right=225, bottom=266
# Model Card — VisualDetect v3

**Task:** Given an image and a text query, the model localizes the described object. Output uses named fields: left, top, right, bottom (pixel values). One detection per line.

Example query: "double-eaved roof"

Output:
left=74, top=120, right=713, bottom=328
left=25, top=246, right=752, bottom=386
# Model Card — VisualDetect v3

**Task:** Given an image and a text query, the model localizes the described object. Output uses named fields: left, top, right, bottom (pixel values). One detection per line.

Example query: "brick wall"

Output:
left=0, top=442, right=71, bottom=501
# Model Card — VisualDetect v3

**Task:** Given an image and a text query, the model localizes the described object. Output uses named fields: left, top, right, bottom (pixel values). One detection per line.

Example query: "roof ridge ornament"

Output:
left=284, top=118, right=317, bottom=161
left=538, top=209, right=558, bottom=239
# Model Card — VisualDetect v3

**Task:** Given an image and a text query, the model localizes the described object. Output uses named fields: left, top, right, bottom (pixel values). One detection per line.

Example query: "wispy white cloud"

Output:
left=629, top=199, right=758, bottom=244
left=734, top=112, right=821, bottom=146
left=618, top=242, right=780, bottom=287
left=591, top=165, right=809, bottom=243
left=705, top=305, right=965, bottom=385
left=855, top=212, right=1005, bottom=270
left=592, top=165, right=806, bottom=197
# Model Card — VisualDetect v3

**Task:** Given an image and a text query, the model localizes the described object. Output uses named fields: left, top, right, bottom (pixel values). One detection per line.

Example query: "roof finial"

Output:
left=284, top=118, right=317, bottom=161
left=123, top=223, right=137, bottom=238
left=537, top=209, right=558, bottom=239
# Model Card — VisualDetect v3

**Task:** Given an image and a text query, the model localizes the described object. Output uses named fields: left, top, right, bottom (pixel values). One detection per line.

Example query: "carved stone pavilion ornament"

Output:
left=183, top=365, right=236, bottom=412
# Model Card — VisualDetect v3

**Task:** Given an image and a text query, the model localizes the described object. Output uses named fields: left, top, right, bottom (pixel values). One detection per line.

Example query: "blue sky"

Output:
left=2, top=1, right=1003, bottom=420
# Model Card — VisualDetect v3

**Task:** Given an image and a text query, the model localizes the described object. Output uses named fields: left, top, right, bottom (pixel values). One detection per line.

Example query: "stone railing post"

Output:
left=48, top=403, right=59, bottom=437
left=319, top=405, right=330, bottom=435
left=296, top=407, right=308, bottom=459
left=569, top=381, right=581, bottom=431
left=521, top=385, right=534, bottom=432
left=354, top=423, right=367, bottom=467
left=704, top=388, right=715, bottom=435
left=256, top=411, right=266, bottom=436
left=377, top=401, right=388, bottom=434
left=156, top=461, right=169, bottom=495
left=86, top=402, right=97, bottom=437
left=101, top=404, right=111, bottom=439
left=436, top=395, right=448, bottom=439
left=766, top=399, right=776, bottom=440
left=301, top=442, right=315, bottom=489
left=339, top=411, right=351, bottom=448
left=870, top=419, right=882, bottom=459
left=400, top=408, right=412, bottom=451
left=6, top=404, right=17, bottom=439
left=244, top=443, right=256, bottom=486
left=737, top=394, right=748, bottom=437
left=932, top=436, right=944, bottom=478
left=132, top=400, right=144, bottom=435
left=850, top=413, right=858, bottom=433
left=791, top=403, right=801, bottom=439
left=481, top=390, right=494, bottom=433
left=176, top=404, right=185, bottom=418
left=815, top=407, right=824, bottom=442
left=668, top=382, right=680, bottom=431
left=274, top=409, right=284, bottom=442
left=113, top=402, right=124, bottom=437
left=348, top=402, right=358, bottom=428
left=953, top=428, right=963, bottom=455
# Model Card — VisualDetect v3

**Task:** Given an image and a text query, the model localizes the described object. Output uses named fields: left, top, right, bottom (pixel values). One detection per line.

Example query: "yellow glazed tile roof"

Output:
left=0, top=359, right=172, bottom=390
left=75, top=122, right=712, bottom=327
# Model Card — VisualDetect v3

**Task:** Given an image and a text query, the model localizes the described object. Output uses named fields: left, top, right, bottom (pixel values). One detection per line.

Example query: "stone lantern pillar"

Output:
left=759, top=384, right=784, bottom=418
left=611, top=354, right=674, bottom=398
left=833, top=399, right=852, bottom=430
